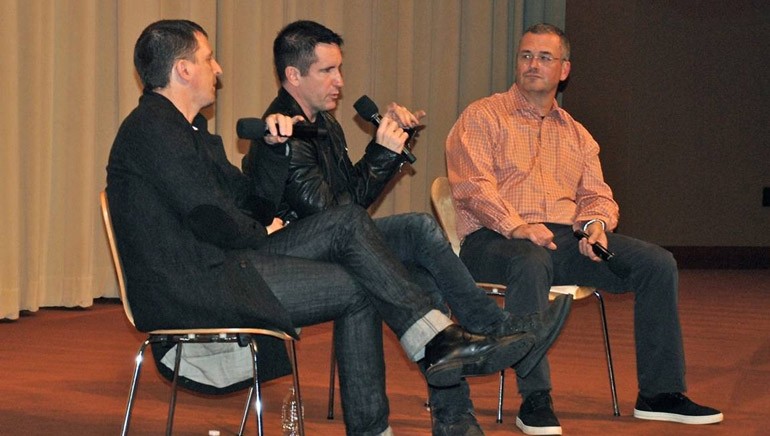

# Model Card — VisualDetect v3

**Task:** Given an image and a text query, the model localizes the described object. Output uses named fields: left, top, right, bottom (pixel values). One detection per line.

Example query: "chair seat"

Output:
left=549, top=285, right=597, bottom=300
left=478, top=283, right=596, bottom=301
left=149, top=327, right=293, bottom=340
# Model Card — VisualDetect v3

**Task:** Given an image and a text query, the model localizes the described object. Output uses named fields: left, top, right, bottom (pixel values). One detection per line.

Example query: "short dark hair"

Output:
left=273, top=20, right=343, bottom=83
left=524, top=23, right=571, bottom=60
left=134, top=19, right=207, bottom=90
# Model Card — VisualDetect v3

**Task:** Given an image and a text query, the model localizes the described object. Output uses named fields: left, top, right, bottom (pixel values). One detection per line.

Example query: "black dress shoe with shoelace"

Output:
left=423, top=324, right=535, bottom=387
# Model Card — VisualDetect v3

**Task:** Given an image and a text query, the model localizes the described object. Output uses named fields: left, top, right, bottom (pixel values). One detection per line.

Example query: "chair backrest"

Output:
left=430, top=176, right=462, bottom=255
left=99, top=190, right=137, bottom=327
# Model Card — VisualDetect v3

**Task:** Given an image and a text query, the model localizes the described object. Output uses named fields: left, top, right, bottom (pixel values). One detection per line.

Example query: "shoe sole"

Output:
left=514, top=295, right=573, bottom=378
left=425, top=334, right=535, bottom=387
left=633, top=409, right=724, bottom=425
left=515, top=416, right=562, bottom=435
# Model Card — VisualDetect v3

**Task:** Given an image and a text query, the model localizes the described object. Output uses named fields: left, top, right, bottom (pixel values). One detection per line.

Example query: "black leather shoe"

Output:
left=507, top=294, right=573, bottom=378
left=424, top=325, right=535, bottom=387
left=433, top=410, right=484, bottom=436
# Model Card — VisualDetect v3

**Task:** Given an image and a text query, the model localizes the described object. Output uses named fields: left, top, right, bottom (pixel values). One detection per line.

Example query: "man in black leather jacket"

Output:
left=242, top=20, right=572, bottom=436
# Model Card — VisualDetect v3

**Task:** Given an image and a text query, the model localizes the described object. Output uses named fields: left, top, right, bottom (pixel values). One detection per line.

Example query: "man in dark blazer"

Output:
left=106, top=19, right=562, bottom=436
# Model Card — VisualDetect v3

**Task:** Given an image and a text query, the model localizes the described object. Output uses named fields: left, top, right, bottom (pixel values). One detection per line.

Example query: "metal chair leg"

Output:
left=594, top=291, right=620, bottom=416
left=247, top=339, right=265, bottom=436
left=427, top=384, right=434, bottom=427
left=289, top=340, right=305, bottom=436
left=166, top=342, right=184, bottom=436
left=240, top=339, right=302, bottom=436
left=327, top=341, right=336, bottom=419
left=238, top=387, right=254, bottom=436
left=122, top=339, right=151, bottom=436
left=497, top=369, right=506, bottom=423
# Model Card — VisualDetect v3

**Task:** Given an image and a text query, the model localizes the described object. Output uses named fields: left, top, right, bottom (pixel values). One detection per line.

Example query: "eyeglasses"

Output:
left=518, top=53, right=565, bottom=65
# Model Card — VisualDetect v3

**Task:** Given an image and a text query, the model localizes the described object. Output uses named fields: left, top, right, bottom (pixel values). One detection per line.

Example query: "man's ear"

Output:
left=560, top=60, right=571, bottom=82
left=285, top=66, right=301, bottom=86
left=173, top=59, right=193, bottom=84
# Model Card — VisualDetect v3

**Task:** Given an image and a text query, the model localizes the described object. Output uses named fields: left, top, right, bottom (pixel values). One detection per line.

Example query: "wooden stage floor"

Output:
left=2, top=269, right=768, bottom=435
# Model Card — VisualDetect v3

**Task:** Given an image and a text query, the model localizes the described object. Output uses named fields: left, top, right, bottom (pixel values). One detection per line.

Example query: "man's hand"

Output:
left=384, top=102, right=426, bottom=130
left=266, top=217, right=285, bottom=235
left=263, top=114, right=306, bottom=145
left=577, top=221, right=608, bottom=262
left=375, top=103, right=426, bottom=155
left=375, top=116, right=409, bottom=154
left=510, top=223, right=557, bottom=250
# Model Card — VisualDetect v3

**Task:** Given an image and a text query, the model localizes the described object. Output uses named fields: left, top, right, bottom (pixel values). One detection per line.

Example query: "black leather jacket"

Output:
left=243, top=88, right=405, bottom=222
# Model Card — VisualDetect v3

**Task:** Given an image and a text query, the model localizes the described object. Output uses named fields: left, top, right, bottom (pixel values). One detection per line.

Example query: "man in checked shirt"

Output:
left=445, top=23, right=723, bottom=435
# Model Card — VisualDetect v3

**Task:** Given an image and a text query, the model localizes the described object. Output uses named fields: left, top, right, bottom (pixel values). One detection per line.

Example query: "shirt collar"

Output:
left=508, top=83, right=567, bottom=122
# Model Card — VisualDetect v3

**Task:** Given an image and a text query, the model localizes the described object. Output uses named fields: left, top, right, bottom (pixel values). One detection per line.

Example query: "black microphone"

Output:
left=353, top=95, right=417, bottom=164
left=573, top=229, right=632, bottom=278
left=236, top=117, right=328, bottom=140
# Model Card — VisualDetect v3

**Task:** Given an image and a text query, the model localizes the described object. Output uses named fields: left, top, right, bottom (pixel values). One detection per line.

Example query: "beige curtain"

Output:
left=0, top=0, right=564, bottom=320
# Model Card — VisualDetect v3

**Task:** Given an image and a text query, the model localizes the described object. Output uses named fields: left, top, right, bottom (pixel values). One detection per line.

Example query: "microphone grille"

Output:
left=236, top=118, right=266, bottom=140
left=353, top=95, right=379, bottom=119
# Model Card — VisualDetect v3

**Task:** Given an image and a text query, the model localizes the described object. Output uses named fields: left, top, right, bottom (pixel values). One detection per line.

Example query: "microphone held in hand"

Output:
left=353, top=95, right=417, bottom=164
left=236, top=117, right=328, bottom=140
left=573, top=229, right=632, bottom=278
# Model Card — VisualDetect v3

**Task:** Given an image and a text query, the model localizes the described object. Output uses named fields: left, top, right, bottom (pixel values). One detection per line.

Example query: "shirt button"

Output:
left=239, top=260, right=247, bottom=268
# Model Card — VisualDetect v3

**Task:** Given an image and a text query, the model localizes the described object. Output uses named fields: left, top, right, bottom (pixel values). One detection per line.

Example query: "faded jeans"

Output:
left=375, top=213, right=512, bottom=422
left=248, top=204, right=451, bottom=435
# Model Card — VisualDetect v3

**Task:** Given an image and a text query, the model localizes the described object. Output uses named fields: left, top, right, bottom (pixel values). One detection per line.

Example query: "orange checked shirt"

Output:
left=445, top=83, right=619, bottom=242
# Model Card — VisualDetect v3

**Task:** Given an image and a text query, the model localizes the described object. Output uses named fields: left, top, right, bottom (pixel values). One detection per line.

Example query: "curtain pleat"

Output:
left=0, top=0, right=564, bottom=319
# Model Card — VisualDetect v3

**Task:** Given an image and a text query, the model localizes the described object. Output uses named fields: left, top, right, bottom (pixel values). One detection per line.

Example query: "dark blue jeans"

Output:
left=249, top=205, right=446, bottom=436
left=375, top=213, right=510, bottom=422
left=460, top=225, right=686, bottom=398
left=373, top=213, right=506, bottom=333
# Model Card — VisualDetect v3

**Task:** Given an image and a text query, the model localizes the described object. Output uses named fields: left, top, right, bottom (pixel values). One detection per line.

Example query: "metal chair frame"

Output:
left=100, top=191, right=305, bottom=435
left=479, top=283, right=620, bottom=421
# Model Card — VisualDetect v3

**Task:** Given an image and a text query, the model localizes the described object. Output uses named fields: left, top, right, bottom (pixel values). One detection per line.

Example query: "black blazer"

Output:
left=106, top=91, right=296, bottom=338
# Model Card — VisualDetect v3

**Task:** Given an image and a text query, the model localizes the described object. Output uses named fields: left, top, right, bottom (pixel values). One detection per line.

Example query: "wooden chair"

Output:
left=429, top=177, right=620, bottom=420
left=100, top=191, right=304, bottom=436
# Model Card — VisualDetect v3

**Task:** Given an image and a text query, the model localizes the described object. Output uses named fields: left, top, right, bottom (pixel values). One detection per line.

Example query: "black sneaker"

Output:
left=515, top=391, right=562, bottom=435
left=633, top=392, right=723, bottom=425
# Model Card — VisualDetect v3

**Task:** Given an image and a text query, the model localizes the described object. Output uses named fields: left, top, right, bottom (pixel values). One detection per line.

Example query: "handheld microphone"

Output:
left=236, top=117, right=328, bottom=140
left=573, top=229, right=631, bottom=278
left=353, top=95, right=417, bottom=164
left=574, top=229, right=614, bottom=261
